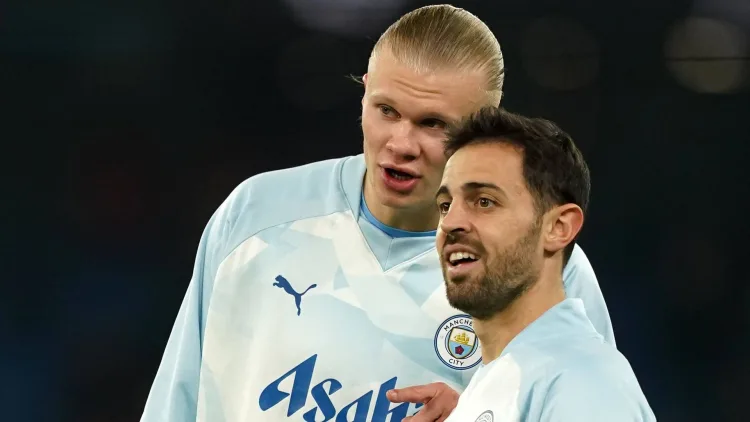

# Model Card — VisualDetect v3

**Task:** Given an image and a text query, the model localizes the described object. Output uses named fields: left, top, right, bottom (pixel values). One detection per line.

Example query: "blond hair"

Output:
left=370, top=4, right=504, bottom=102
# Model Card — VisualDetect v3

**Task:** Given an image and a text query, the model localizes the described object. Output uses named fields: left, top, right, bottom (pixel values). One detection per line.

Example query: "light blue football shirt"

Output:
left=140, top=155, right=616, bottom=422
left=444, top=299, right=654, bottom=422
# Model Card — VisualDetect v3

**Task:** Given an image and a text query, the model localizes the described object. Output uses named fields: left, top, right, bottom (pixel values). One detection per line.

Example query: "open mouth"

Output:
left=448, top=252, right=479, bottom=267
left=381, top=166, right=420, bottom=192
left=385, top=168, right=415, bottom=181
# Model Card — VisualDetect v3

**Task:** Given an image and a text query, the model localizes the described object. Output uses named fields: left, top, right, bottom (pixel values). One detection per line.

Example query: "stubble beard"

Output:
left=444, top=220, right=543, bottom=321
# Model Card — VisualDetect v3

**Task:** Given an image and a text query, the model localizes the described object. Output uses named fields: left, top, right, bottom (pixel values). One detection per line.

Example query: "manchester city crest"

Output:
left=475, top=410, right=494, bottom=422
left=434, top=314, right=481, bottom=370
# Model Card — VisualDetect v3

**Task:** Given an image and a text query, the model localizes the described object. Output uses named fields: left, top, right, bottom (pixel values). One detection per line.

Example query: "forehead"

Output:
left=442, top=142, right=527, bottom=195
left=366, top=52, right=490, bottom=121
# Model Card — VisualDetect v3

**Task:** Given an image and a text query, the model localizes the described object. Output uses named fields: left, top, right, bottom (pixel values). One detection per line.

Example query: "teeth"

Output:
left=388, top=169, right=413, bottom=180
left=449, top=252, right=478, bottom=265
left=392, top=172, right=410, bottom=180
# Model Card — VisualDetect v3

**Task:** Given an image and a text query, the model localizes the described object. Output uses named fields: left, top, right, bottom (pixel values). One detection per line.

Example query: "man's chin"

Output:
left=445, top=293, right=478, bottom=317
left=445, top=276, right=477, bottom=301
left=378, top=188, right=422, bottom=207
left=445, top=275, right=468, bottom=286
left=444, top=267, right=483, bottom=286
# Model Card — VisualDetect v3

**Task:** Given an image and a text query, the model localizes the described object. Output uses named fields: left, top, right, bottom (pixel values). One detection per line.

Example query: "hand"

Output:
left=386, top=382, right=459, bottom=422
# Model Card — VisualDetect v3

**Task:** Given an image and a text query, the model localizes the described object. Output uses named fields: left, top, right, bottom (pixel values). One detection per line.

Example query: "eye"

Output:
left=438, top=201, right=451, bottom=214
left=477, top=198, right=495, bottom=209
left=422, top=118, right=446, bottom=129
left=378, top=105, right=397, bottom=117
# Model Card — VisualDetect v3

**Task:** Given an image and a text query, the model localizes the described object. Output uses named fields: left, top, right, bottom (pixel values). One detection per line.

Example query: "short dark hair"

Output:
left=444, top=107, right=591, bottom=264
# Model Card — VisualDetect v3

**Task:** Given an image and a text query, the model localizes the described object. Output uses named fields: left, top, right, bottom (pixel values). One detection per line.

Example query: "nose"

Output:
left=439, top=202, right=471, bottom=238
left=386, top=122, right=420, bottom=160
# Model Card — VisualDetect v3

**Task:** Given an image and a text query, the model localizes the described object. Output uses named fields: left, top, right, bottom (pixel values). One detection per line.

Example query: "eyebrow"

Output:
left=436, top=182, right=507, bottom=200
left=370, top=93, right=453, bottom=123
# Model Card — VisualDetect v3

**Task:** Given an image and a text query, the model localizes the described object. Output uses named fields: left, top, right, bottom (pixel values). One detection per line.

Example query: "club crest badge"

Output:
left=434, top=314, right=481, bottom=370
left=475, top=410, right=494, bottom=422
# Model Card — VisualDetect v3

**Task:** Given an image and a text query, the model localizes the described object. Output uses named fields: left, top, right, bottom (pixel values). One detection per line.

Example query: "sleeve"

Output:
left=562, top=244, right=616, bottom=347
left=539, top=369, right=656, bottom=422
left=140, top=208, right=229, bottom=422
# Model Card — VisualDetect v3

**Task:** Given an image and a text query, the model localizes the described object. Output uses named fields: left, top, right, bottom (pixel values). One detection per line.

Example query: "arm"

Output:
left=562, top=244, right=616, bottom=347
left=140, top=210, right=227, bottom=422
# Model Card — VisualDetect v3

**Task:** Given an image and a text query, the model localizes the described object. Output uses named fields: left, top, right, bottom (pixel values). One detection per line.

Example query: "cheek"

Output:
left=435, top=231, right=446, bottom=253
left=479, top=224, right=515, bottom=254
left=361, top=111, right=388, bottom=151
left=423, top=142, right=448, bottom=178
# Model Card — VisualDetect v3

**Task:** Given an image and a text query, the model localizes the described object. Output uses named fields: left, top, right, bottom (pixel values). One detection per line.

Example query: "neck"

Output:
left=473, top=260, right=566, bottom=364
left=362, top=174, right=439, bottom=232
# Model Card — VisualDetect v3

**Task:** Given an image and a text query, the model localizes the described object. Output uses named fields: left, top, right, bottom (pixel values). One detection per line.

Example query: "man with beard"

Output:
left=141, top=5, right=616, bottom=422
left=434, top=107, right=655, bottom=421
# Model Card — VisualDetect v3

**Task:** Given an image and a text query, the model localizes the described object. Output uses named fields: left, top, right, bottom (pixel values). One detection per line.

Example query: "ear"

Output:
left=361, top=73, right=369, bottom=106
left=542, top=203, right=584, bottom=256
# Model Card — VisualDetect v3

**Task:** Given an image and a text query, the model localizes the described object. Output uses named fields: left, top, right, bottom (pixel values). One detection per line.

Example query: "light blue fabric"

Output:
left=140, top=155, right=616, bottom=422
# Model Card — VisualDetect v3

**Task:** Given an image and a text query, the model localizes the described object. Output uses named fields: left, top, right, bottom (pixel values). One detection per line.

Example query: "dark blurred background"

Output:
left=2, top=0, right=749, bottom=421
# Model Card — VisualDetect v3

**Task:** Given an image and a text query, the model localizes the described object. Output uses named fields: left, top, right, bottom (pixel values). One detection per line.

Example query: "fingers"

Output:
left=392, top=382, right=458, bottom=422
left=385, top=382, right=453, bottom=403
left=387, top=383, right=439, bottom=403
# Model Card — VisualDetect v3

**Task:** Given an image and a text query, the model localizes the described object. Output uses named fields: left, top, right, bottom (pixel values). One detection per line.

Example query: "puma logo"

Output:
left=273, top=275, right=317, bottom=316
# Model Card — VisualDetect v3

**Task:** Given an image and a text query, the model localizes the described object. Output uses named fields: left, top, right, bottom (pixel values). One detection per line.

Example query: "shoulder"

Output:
left=241, top=155, right=352, bottom=200
left=538, top=348, right=654, bottom=421
left=562, top=243, right=595, bottom=288
left=560, top=244, right=617, bottom=345
left=213, top=156, right=358, bottom=253
left=548, top=348, right=636, bottom=390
